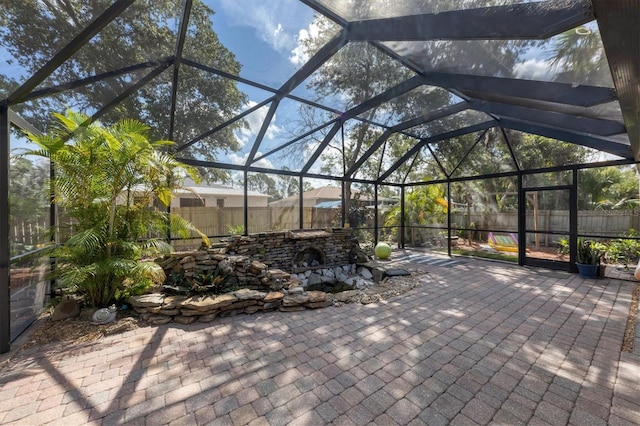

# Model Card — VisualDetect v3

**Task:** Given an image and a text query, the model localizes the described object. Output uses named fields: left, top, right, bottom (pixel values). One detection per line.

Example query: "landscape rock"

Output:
left=247, top=260, right=267, bottom=275
left=262, top=302, right=281, bottom=310
left=288, top=286, right=304, bottom=294
left=198, top=313, right=219, bottom=323
left=306, top=291, right=327, bottom=303
left=173, top=315, right=198, bottom=325
left=147, top=314, right=172, bottom=325
left=179, top=294, right=237, bottom=311
left=130, top=294, right=164, bottom=308
left=219, top=309, right=245, bottom=317
left=358, top=267, right=373, bottom=280
left=180, top=308, right=220, bottom=316
left=282, top=294, right=310, bottom=306
left=51, top=299, right=80, bottom=321
left=308, top=273, right=323, bottom=286
left=333, top=290, right=359, bottom=302
left=279, top=306, right=305, bottom=312
left=264, top=291, right=284, bottom=302
left=162, top=296, right=187, bottom=309
left=233, top=289, right=266, bottom=301
left=222, top=300, right=257, bottom=310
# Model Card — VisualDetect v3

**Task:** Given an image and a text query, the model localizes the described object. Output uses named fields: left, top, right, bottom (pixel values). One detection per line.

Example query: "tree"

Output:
left=433, top=128, right=593, bottom=214
left=580, top=166, right=640, bottom=210
left=1, top=0, right=246, bottom=180
left=384, top=183, right=448, bottom=242
left=294, top=15, right=439, bottom=221
left=548, top=25, right=611, bottom=86
left=23, top=109, right=208, bottom=307
left=246, top=173, right=278, bottom=198
left=292, top=9, right=538, bottom=216
left=9, top=156, right=49, bottom=222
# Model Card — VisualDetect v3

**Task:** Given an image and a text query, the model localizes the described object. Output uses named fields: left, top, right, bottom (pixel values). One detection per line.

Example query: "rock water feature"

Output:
left=129, top=228, right=399, bottom=325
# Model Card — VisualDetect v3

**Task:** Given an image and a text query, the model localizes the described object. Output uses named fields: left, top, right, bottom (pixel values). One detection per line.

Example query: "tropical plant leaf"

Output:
left=24, top=110, right=209, bottom=306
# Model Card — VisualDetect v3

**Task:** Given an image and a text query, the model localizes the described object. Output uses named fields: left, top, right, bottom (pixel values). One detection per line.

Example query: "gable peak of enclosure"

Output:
left=1, top=0, right=638, bottom=185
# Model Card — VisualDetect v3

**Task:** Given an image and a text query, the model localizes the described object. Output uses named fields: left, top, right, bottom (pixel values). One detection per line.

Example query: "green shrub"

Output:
left=23, top=110, right=209, bottom=307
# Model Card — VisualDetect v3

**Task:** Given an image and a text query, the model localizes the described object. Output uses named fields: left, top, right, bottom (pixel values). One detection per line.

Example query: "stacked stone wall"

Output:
left=141, top=228, right=365, bottom=325
left=221, top=228, right=358, bottom=271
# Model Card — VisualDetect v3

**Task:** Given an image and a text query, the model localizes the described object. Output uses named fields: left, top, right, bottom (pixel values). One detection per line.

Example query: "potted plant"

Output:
left=576, top=238, right=602, bottom=278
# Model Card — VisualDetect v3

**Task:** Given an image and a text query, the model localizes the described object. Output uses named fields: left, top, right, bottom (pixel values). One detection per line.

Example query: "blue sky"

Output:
left=197, top=0, right=329, bottom=173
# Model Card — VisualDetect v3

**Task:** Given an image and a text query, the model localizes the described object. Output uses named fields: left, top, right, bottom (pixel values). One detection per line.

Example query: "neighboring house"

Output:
left=269, top=186, right=344, bottom=208
left=172, top=181, right=269, bottom=208
left=268, top=185, right=396, bottom=209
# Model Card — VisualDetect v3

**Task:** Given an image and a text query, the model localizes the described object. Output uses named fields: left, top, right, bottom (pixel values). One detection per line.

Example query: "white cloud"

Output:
left=229, top=152, right=274, bottom=169
left=235, top=101, right=283, bottom=147
left=289, top=20, right=321, bottom=66
left=513, top=59, right=553, bottom=81
left=216, top=0, right=298, bottom=55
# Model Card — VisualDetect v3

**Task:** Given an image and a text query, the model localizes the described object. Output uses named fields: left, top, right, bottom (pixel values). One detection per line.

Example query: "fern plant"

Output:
left=23, top=110, right=209, bottom=307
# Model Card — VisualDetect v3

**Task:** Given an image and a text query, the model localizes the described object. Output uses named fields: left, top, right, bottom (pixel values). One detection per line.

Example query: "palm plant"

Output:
left=23, top=110, right=209, bottom=307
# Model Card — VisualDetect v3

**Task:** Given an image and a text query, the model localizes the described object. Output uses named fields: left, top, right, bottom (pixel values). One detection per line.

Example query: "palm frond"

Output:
left=64, top=228, right=105, bottom=254
left=168, top=213, right=210, bottom=246
left=139, top=238, right=174, bottom=255
left=131, top=260, right=166, bottom=284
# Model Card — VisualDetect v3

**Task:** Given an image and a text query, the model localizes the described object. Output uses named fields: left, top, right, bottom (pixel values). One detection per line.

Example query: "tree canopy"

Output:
left=1, top=0, right=246, bottom=179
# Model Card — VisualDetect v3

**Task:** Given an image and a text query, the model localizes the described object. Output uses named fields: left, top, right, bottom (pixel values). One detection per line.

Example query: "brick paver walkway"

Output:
left=1, top=256, right=639, bottom=425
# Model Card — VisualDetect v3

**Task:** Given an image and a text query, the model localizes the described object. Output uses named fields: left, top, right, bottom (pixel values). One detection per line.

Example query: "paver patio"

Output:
left=1, top=253, right=639, bottom=425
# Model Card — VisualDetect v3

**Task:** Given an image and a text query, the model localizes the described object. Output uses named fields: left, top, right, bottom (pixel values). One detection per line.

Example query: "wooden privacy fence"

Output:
left=172, top=206, right=341, bottom=237
left=451, top=209, right=640, bottom=245
left=10, top=217, right=48, bottom=251
left=12, top=208, right=640, bottom=251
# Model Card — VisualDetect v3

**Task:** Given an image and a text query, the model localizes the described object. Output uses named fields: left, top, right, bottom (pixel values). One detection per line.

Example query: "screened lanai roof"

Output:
left=1, top=0, right=639, bottom=184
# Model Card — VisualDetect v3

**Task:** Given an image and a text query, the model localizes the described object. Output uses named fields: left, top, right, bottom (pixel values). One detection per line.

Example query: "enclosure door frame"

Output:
left=518, top=170, right=578, bottom=271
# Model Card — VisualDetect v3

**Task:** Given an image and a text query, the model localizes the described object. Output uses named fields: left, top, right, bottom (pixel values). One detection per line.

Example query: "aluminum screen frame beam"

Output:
left=168, top=0, right=194, bottom=141
left=592, top=0, right=640, bottom=161
left=0, top=103, right=9, bottom=354
left=247, top=32, right=348, bottom=166
left=177, top=157, right=334, bottom=181
left=421, top=73, right=616, bottom=107
left=8, top=110, right=42, bottom=135
left=340, top=75, right=425, bottom=121
left=90, top=60, right=173, bottom=123
left=301, top=75, right=426, bottom=175
left=176, top=96, right=276, bottom=154
left=246, top=99, right=280, bottom=165
left=498, top=117, right=633, bottom=159
left=470, top=99, right=626, bottom=136
left=253, top=119, right=340, bottom=163
left=345, top=102, right=468, bottom=177
left=379, top=121, right=497, bottom=182
left=278, top=32, right=348, bottom=96
left=7, top=0, right=135, bottom=105
left=346, top=1, right=593, bottom=41
left=21, top=58, right=172, bottom=104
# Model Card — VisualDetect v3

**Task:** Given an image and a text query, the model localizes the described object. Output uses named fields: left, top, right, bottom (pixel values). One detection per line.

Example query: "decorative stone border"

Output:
left=129, top=288, right=333, bottom=325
